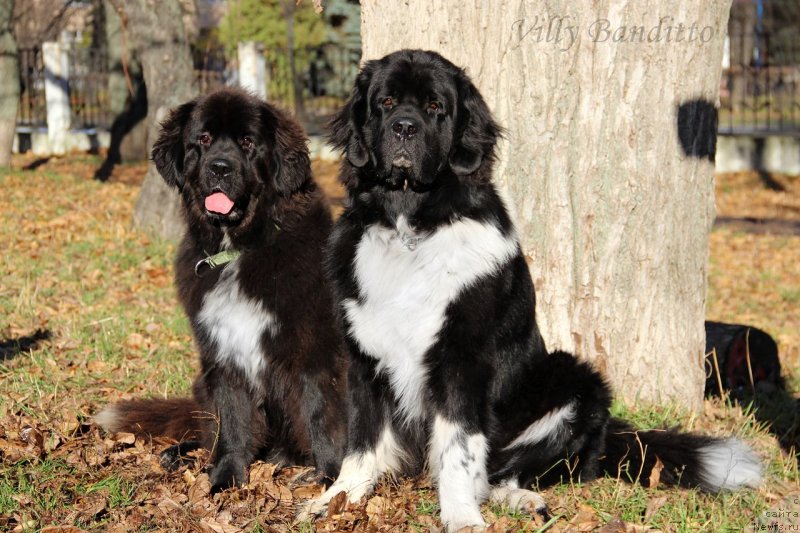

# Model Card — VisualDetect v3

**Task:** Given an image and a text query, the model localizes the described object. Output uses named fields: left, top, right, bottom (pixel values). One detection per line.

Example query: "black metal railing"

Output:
left=264, top=44, right=360, bottom=133
left=17, top=48, right=46, bottom=129
left=193, top=46, right=228, bottom=94
left=719, top=27, right=800, bottom=135
left=16, top=43, right=360, bottom=135
left=67, top=46, right=113, bottom=130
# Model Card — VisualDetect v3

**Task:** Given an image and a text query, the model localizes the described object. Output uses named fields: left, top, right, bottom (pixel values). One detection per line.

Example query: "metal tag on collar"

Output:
left=195, top=249, right=241, bottom=277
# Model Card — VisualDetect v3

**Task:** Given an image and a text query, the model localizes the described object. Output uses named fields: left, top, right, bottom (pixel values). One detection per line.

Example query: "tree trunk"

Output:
left=94, top=0, right=148, bottom=181
left=280, top=0, right=307, bottom=122
left=118, top=0, right=197, bottom=240
left=360, top=1, right=731, bottom=411
left=0, top=0, right=19, bottom=168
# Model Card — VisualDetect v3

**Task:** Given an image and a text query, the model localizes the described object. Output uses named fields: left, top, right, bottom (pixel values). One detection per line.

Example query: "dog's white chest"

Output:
left=343, top=216, right=517, bottom=422
left=197, top=261, right=279, bottom=391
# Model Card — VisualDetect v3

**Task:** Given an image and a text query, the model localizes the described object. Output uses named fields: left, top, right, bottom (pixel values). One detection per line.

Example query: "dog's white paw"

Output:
left=295, top=467, right=376, bottom=524
left=489, top=484, right=549, bottom=518
left=440, top=503, right=486, bottom=532
left=296, top=495, right=327, bottom=521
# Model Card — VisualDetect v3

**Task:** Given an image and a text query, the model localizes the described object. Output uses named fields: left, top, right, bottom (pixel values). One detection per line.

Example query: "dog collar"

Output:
left=195, top=249, right=241, bottom=277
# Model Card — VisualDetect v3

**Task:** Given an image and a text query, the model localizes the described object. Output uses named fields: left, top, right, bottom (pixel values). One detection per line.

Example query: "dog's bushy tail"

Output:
left=94, top=398, right=209, bottom=442
left=599, top=418, right=762, bottom=492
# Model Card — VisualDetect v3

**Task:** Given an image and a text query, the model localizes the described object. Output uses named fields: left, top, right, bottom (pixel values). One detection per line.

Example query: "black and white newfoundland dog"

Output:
left=300, top=50, right=762, bottom=531
left=95, top=88, right=347, bottom=492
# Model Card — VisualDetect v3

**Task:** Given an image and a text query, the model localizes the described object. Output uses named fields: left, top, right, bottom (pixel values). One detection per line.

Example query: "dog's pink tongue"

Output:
left=205, top=192, right=234, bottom=214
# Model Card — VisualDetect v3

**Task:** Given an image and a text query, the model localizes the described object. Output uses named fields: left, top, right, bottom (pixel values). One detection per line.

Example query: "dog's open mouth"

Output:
left=205, top=191, right=235, bottom=215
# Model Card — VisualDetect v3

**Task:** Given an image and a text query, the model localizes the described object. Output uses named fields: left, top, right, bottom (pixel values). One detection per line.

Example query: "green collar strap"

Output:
left=194, top=249, right=241, bottom=277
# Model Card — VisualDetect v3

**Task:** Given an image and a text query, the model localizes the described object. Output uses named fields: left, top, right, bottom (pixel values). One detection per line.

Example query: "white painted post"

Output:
left=238, top=41, right=267, bottom=100
left=42, top=41, right=70, bottom=156
left=722, top=34, right=730, bottom=70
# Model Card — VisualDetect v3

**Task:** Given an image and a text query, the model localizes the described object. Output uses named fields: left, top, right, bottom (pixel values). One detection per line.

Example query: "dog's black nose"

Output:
left=391, top=118, right=418, bottom=139
left=210, top=159, right=232, bottom=177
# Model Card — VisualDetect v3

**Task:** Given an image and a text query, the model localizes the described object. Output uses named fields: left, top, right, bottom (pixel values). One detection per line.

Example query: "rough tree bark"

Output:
left=0, top=0, right=19, bottom=168
left=360, top=1, right=731, bottom=410
left=115, top=0, right=197, bottom=240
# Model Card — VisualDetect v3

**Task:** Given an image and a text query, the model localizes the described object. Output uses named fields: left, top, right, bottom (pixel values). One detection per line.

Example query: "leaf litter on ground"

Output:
left=0, top=154, right=797, bottom=531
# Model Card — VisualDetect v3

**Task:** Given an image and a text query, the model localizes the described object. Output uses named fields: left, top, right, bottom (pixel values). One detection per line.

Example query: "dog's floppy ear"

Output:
left=262, top=104, right=311, bottom=196
left=151, top=101, right=196, bottom=189
left=448, top=72, right=502, bottom=177
left=328, top=62, right=374, bottom=168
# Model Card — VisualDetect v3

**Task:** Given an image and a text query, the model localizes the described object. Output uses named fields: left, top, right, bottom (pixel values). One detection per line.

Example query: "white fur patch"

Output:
left=344, top=216, right=518, bottom=423
left=298, top=426, right=404, bottom=520
left=503, top=402, right=577, bottom=451
left=93, top=405, right=121, bottom=433
left=197, top=260, right=279, bottom=392
left=698, top=438, right=763, bottom=491
left=490, top=480, right=548, bottom=515
left=429, top=415, right=489, bottom=531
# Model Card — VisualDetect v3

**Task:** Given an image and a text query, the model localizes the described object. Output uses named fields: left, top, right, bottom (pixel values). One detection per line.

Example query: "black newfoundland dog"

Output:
left=300, top=50, right=762, bottom=531
left=96, top=88, right=347, bottom=492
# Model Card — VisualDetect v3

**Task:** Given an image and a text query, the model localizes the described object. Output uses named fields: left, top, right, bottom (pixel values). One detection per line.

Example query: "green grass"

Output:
left=780, top=286, right=800, bottom=305
left=609, top=400, right=690, bottom=430
left=87, top=475, right=137, bottom=509
left=0, top=459, right=79, bottom=518
left=414, top=490, right=438, bottom=515
left=547, top=476, right=767, bottom=532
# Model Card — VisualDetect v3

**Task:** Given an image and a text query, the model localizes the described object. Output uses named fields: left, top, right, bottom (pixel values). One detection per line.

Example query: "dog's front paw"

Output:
left=159, top=441, right=203, bottom=471
left=296, top=489, right=345, bottom=523
left=440, top=509, right=486, bottom=533
left=209, top=457, right=248, bottom=493
left=489, top=484, right=549, bottom=521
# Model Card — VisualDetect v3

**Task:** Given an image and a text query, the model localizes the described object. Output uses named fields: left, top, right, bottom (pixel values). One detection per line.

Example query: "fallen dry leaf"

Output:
left=189, top=473, right=212, bottom=503
left=366, top=494, right=388, bottom=519
left=567, top=504, right=602, bottom=532
left=599, top=515, right=628, bottom=532
left=327, top=490, right=347, bottom=517
left=645, top=495, right=668, bottom=521
left=19, top=425, right=45, bottom=458
left=248, top=461, right=277, bottom=485
left=649, top=457, right=664, bottom=488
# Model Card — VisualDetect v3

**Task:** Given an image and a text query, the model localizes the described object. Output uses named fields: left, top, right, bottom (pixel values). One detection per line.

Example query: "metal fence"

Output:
left=264, top=44, right=360, bottom=133
left=18, top=48, right=46, bottom=129
left=17, top=44, right=360, bottom=134
left=193, top=47, right=228, bottom=95
left=719, top=27, right=800, bottom=135
left=67, top=46, right=113, bottom=130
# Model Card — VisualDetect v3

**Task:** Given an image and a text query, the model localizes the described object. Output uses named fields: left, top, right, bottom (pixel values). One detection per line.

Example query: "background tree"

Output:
left=219, top=0, right=324, bottom=116
left=359, top=1, right=732, bottom=410
left=94, top=0, right=148, bottom=181
left=218, top=0, right=324, bottom=53
left=0, top=0, right=19, bottom=168
left=12, top=0, right=81, bottom=48
left=112, top=0, right=197, bottom=240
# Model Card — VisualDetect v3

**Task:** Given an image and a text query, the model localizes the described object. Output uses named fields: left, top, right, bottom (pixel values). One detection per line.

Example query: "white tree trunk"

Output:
left=360, top=1, right=731, bottom=410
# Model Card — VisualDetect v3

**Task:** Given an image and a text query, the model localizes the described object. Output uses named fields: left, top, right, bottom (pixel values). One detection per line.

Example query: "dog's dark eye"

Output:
left=241, top=136, right=254, bottom=150
left=428, top=101, right=442, bottom=113
left=198, top=133, right=211, bottom=146
left=382, top=97, right=394, bottom=108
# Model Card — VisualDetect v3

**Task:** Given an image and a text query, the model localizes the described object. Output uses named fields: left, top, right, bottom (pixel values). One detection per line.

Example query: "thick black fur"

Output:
left=97, top=88, right=347, bottom=492
left=316, top=50, right=760, bottom=527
